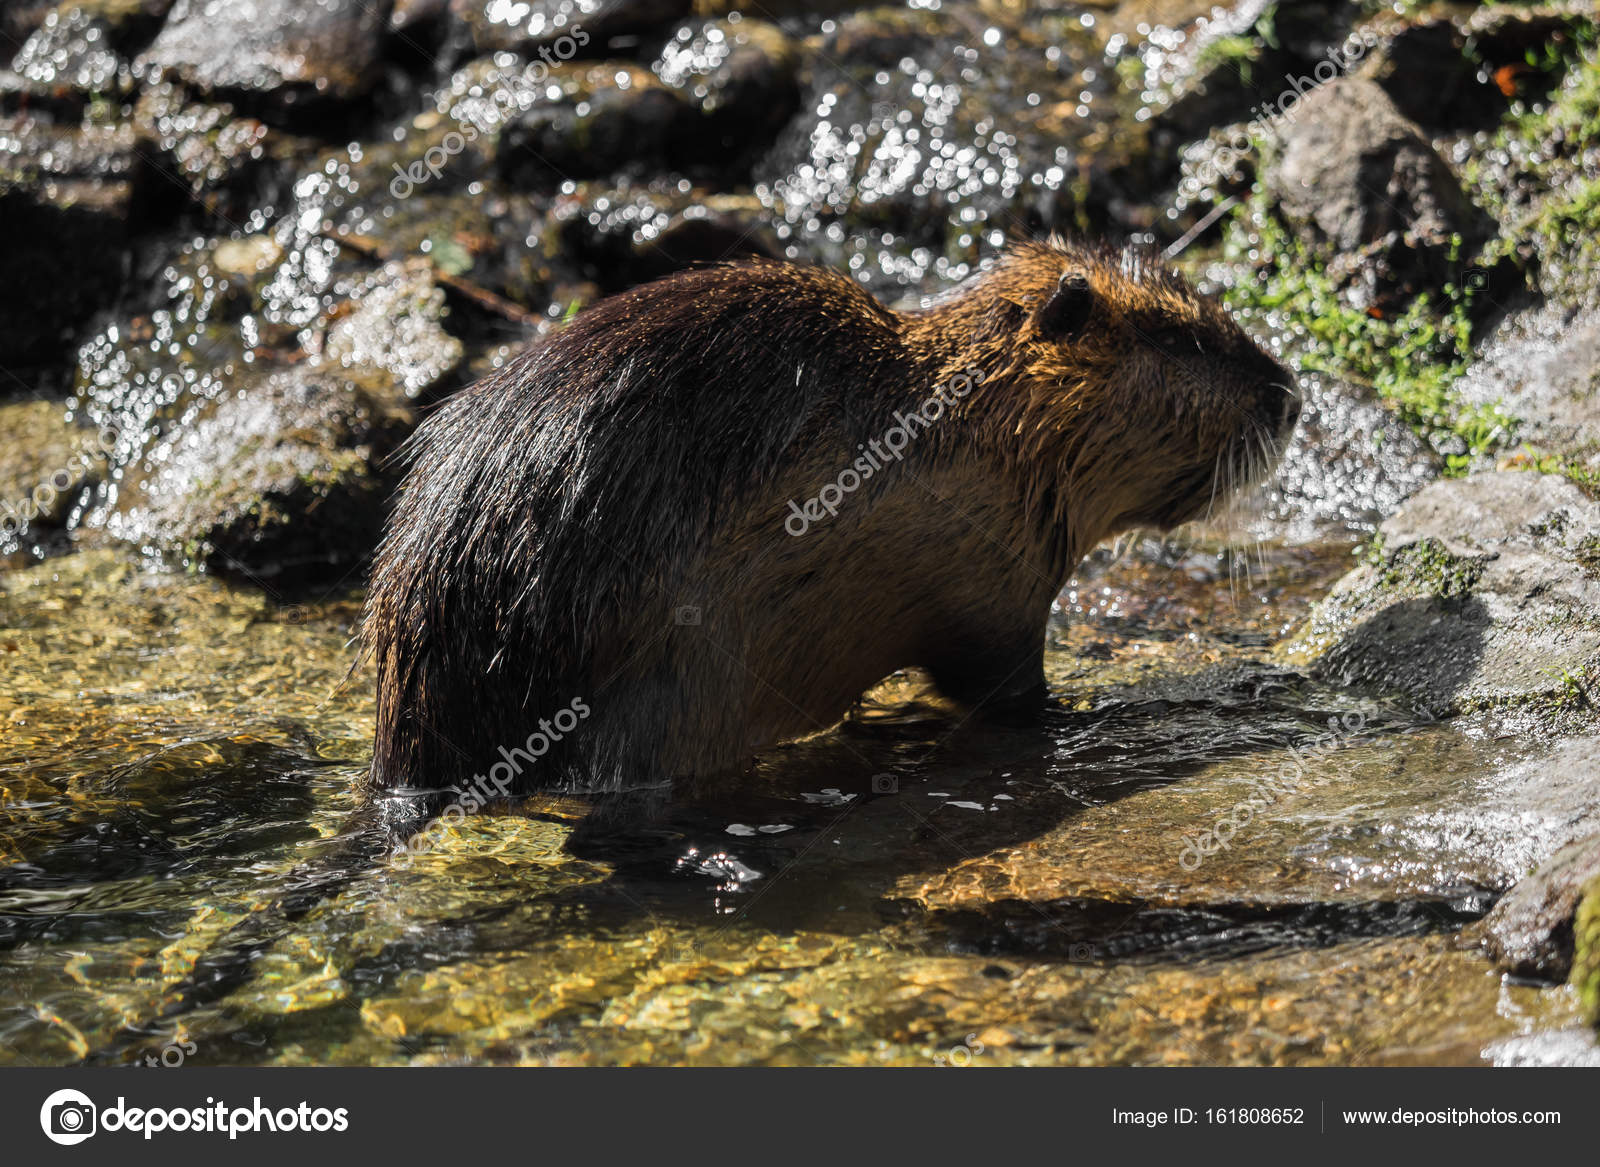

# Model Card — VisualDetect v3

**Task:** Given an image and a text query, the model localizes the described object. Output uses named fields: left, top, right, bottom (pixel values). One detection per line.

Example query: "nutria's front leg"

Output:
left=925, top=625, right=1052, bottom=725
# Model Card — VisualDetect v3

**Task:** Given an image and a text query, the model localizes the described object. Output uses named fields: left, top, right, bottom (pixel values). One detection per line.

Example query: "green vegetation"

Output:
left=1499, top=450, right=1600, bottom=500
left=1196, top=35, right=1261, bottom=85
left=1463, top=46, right=1600, bottom=301
left=1577, top=879, right=1600, bottom=1026
left=1219, top=190, right=1512, bottom=474
left=1376, top=537, right=1485, bottom=598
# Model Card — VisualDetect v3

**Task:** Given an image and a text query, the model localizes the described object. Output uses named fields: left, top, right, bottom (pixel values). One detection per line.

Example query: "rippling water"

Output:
left=1, top=536, right=1593, bottom=1067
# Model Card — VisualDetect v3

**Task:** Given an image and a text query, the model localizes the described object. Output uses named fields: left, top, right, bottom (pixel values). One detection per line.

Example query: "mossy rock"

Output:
left=1286, top=471, right=1600, bottom=715
left=1575, top=874, right=1600, bottom=1025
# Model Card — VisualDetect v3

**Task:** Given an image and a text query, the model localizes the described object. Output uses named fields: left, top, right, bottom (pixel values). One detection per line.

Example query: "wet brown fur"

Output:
left=364, top=239, right=1298, bottom=799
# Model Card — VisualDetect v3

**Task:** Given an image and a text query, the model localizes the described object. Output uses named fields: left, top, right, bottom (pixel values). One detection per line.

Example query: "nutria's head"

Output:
left=921, top=239, right=1300, bottom=546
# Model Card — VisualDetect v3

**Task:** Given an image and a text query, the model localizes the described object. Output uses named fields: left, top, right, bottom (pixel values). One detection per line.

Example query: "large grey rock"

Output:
left=1483, top=827, right=1600, bottom=982
left=1288, top=471, right=1600, bottom=711
left=1266, top=76, right=1494, bottom=300
left=1456, top=303, right=1600, bottom=459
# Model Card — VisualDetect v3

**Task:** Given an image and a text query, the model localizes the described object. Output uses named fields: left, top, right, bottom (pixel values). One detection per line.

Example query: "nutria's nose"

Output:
left=1279, top=383, right=1302, bottom=432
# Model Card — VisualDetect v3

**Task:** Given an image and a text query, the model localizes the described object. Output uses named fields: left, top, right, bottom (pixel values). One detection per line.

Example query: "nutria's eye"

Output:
left=1037, top=272, right=1094, bottom=339
left=1144, top=326, right=1201, bottom=356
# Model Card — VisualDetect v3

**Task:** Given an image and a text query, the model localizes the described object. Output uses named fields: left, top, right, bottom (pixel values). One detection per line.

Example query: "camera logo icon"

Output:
left=40, top=1088, right=97, bottom=1145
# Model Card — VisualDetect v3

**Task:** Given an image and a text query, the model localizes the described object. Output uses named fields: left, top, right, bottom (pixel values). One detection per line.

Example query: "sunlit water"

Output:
left=1, top=536, right=1593, bottom=1067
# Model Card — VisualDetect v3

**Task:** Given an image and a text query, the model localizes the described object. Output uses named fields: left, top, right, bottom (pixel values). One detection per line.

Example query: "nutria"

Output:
left=364, top=239, right=1299, bottom=805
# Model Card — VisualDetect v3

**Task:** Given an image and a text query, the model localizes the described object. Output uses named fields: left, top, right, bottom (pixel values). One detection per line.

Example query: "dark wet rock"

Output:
left=1151, top=1, right=1368, bottom=146
left=754, top=3, right=1131, bottom=296
left=0, top=115, right=171, bottom=367
left=1455, top=304, right=1600, bottom=459
left=2, top=6, right=127, bottom=113
left=130, top=82, right=273, bottom=217
left=138, top=0, right=391, bottom=119
left=652, top=18, right=800, bottom=172
left=106, top=364, right=411, bottom=582
left=76, top=239, right=460, bottom=580
left=1483, top=826, right=1600, bottom=982
left=392, top=0, right=450, bottom=32
left=547, top=183, right=776, bottom=292
left=1265, top=77, right=1496, bottom=301
left=1253, top=371, right=1441, bottom=540
left=1358, top=18, right=1505, bottom=132
left=497, top=62, right=698, bottom=189
left=0, top=2, right=57, bottom=48
left=448, top=0, right=687, bottom=56
left=0, top=400, right=116, bottom=542
left=1289, top=471, right=1600, bottom=712
left=315, top=259, right=464, bottom=398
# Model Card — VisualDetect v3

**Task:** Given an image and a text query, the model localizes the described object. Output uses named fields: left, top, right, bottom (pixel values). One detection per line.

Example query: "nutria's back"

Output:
left=365, top=240, right=1298, bottom=806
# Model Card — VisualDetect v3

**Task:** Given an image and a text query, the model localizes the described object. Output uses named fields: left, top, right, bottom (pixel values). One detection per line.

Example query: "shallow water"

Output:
left=2, top=536, right=1594, bottom=1067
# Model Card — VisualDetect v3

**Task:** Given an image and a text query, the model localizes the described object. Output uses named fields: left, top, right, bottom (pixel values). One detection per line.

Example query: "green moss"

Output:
left=1377, top=537, right=1484, bottom=598
left=1575, top=876, right=1600, bottom=1026
left=1196, top=35, right=1261, bottom=84
left=1220, top=188, right=1513, bottom=473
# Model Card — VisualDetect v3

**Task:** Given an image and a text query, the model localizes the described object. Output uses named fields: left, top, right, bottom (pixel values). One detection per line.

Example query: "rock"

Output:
left=1357, top=18, right=1505, bottom=131
left=106, top=364, right=412, bottom=583
left=391, top=0, right=450, bottom=32
left=0, top=2, right=57, bottom=48
left=901, top=702, right=1600, bottom=928
left=137, top=0, right=391, bottom=119
left=1455, top=303, right=1600, bottom=459
left=0, top=400, right=117, bottom=543
left=1152, top=1, right=1367, bottom=146
left=753, top=2, right=1133, bottom=296
left=448, top=0, right=688, bottom=56
left=0, top=115, right=168, bottom=367
left=1483, top=829, right=1600, bottom=982
left=1288, top=471, right=1600, bottom=712
left=2, top=6, right=128, bottom=113
left=547, top=183, right=776, bottom=292
left=317, top=260, right=464, bottom=399
left=87, top=255, right=464, bottom=579
left=1265, top=76, right=1495, bottom=301
left=497, top=62, right=699, bottom=189
left=652, top=18, right=800, bottom=173
left=129, top=81, right=272, bottom=219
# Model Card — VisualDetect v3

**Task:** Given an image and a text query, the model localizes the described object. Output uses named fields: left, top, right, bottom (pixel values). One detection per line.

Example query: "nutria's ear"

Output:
left=1037, top=271, right=1094, bottom=339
